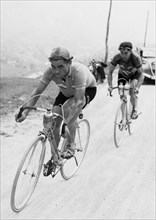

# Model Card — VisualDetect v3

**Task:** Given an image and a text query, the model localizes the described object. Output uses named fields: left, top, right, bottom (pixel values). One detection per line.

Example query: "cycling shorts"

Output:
left=53, top=87, right=97, bottom=109
left=118, top=71, right=141, bottom=85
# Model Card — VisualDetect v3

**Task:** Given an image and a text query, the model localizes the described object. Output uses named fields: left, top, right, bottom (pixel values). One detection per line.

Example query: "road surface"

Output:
left=1, top=82, right=155, bottom=220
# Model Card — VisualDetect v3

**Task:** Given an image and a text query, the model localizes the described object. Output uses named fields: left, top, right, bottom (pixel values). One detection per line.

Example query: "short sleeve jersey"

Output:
left=111, top=52, right=142, bottom=78
left=40, top=62, right=97, bottom=97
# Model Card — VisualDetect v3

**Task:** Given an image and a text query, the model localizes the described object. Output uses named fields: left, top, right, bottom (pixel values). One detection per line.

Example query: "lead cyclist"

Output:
left=107, top=42, right=144, bottom=119
left=15, top=47, right=97, bottom=175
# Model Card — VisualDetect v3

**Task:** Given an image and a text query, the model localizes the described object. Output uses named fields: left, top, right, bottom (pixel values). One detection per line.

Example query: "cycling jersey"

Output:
left=41, top=62, right=97, bottom=97
left=111, top=52, right=142, bottom=78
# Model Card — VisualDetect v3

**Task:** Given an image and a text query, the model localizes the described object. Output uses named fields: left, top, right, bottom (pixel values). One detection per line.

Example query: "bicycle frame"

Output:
left=11, top=96, right=90, bottom=212
left=17, top=100, right=85, bottom=177
left=110, top=78, right=132, bottom=147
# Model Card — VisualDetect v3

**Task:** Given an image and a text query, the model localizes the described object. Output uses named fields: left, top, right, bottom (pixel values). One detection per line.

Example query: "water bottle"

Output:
left=43, top=110, right=53, bottom=129
left=118, top=82, right=124, bottom=95
left=124, top=82, right=130, bottom=96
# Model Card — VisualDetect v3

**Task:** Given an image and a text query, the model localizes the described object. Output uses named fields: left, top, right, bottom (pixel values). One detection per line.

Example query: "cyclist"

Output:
left=15, top=47, right=97, bottom=163
left=107, top=42, right=144, bottom=119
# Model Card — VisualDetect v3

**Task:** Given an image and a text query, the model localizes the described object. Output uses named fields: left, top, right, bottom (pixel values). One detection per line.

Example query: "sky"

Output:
left=1, top=0, right=155, bottom=56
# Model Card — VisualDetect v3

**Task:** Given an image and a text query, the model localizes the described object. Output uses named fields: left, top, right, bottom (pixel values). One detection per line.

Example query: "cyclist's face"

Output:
left=120, top=47, right=132, bottom=61
left=50, top=60, right=70, bottom=78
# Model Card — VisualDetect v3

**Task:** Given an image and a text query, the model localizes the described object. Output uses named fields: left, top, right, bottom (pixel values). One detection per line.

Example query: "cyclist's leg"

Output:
left=118, top=74, right=127, bottom=121
left=53, top=106, right=63, bottom=146
left=44, top=92, right=70, bottom=171
left=62, top=87, right=97, bottom=153
left=129, top=71, right=143, bottom=119
left=63, top=97, right=83, bottom=145
left=120, top=98, right=126, bottom=121
left=43, top=105, right=62, bottom=174
left=82, top=87, right=97, bottom=109
left=130, top=78, right=138, bottom=111
left=129, top=71, right=142, bottom=110
left=53, top=92, right=69, bottom=147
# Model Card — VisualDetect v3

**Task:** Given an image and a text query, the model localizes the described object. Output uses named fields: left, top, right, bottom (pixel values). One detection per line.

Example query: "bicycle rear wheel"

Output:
left=114, top=103, right=126, bottom=148
left=60, top=119, right=90, bottom=180
left=10, top=136, right=46, bottom=212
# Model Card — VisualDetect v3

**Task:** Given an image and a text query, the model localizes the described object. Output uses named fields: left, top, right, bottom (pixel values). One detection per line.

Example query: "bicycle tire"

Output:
left=114, top=103, right=126, bottom=148
left=60, top=119, right=90, bottom=180
left=10, top=136, right=46, bottom=212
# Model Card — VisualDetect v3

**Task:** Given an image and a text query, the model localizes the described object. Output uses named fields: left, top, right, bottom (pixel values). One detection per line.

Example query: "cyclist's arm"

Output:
left=136, top=67, right=144, bottom=89
left=132, top=53, right=144, bottom=89
left=107, top=63, right=116, bottom=87
left=66, top=87, right=85, bottom=126
left=23, top=81, right=48, bottom=114
left=15, top=81, right=48, bottom=122
left=21, top=67, right=53, bottom=115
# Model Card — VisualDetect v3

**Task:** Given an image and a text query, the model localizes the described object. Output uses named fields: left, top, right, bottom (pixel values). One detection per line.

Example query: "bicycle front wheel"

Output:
left=60, top=119, right=90, bottom=180
left=10, top=136, right=46, bottom=212
left=114, top=103, right=126, bottom=148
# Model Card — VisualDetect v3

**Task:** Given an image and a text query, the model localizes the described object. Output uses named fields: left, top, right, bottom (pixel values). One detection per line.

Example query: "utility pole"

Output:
left=104, top=0, right=112, bottom=64
left=143, top=10, right=149, bottom=47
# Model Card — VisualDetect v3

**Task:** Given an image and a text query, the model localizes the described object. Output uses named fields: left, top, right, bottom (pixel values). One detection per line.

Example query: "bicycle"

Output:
left=109, top=78, right=140, bottom=148
left=10, top=95, right=90, bottom=212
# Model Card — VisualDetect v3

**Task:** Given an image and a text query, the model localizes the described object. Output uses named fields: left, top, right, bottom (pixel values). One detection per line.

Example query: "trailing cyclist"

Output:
left=107, top=42, right=144, bottom=119
left=15, top=47, right=97, bottom=169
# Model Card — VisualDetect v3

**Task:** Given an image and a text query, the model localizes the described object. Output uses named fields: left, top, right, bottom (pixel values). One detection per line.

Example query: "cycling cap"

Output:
left=49, top=47, right=73, bottom=61
left=118, top=42, right=133, bottom=50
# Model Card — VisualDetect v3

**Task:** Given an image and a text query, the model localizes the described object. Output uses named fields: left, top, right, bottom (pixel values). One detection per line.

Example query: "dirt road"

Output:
left=1, top=82, right=155, bottom=220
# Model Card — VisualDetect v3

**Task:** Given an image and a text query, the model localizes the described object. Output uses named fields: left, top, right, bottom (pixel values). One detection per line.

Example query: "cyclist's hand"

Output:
left=108, top=86, right=113, bottom=93
left=15, top=108, right=27, bottom=122
left=108, top=86, right=113, bottom=96
left=61, top=123, right=70, bottom=138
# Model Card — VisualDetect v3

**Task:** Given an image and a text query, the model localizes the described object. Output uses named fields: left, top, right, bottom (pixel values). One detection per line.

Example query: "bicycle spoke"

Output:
left=11, top=137, right=45, bottom=212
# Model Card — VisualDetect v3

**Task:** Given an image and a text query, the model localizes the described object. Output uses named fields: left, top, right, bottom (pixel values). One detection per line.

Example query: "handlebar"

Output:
left=109, top=78, right=130, bottom=97
left=15, top=94, right=65, bottom=123
left=17, top=105, right=63, bottom=122
left=17, top=106, right=48, bottom=118
left=109, top=86, right=118, bottom=97
left=17, top=106, right=58, bottom=119
left=20, top=106, right=49, bottom=112
left=108, top=85, right=139, bottom=97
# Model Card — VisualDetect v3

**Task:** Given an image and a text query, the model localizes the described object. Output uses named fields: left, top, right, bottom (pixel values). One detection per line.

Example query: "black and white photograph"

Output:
left=1, top=0, right=155, bottom=219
